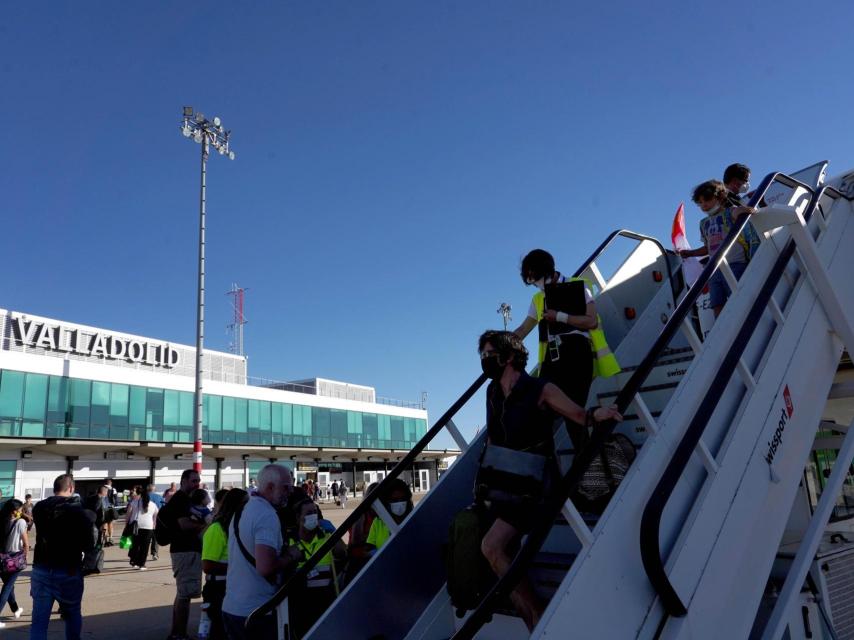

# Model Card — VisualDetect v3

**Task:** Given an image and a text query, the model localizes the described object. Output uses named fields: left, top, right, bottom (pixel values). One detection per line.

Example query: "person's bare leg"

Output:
left=481, top=518, right=543, bottom=631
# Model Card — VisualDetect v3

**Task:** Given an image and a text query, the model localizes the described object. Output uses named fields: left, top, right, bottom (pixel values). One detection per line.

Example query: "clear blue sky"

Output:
left=3, top=2, right=854, bottom=448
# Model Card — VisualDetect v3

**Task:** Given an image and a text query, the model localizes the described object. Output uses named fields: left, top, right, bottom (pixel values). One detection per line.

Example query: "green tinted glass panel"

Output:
left=47, top=376, right=68, bottom=425
left=0, top=371, right=24, bottom=418
left=415, top=419, right=427, bottom=440
left=235, top=399, right=248, bottom=433
left=179, top=392, right=193, bottom=426
left=293, top=405, right=311, bottom=436
left=362, top=413, right=378, bottom=440
left=110, top=384, right=129, bottom=427
left=272, top=403, right=283, bottom=434
left=259, top=402, right=271, bottom=429
left=207, top=395, right=222, bottom=431
left=313, top=408, right=331, bottom=438
left=23, top=374, right=48, bottom=421
left=222, top=397, right=235, bottom=429
left=69, top=379, right=91, bottom=425
left=129, top=387, right=146, bottom=426
left=281, top=404, right=293, bottom=435
left=378, top=415, right=391, bottom=441
left=146, top=389, right=163, bottom=428
left=347, top=412, right=362, bottom=434
left=390, top=417, right=404, bottom=444
left=248, top=400, right=260, bottom=429
left=90, top=381, right=110, bottom=425
left=331, top=410, right=347, bottom=441
left=164, top=390, right=179, bottom=426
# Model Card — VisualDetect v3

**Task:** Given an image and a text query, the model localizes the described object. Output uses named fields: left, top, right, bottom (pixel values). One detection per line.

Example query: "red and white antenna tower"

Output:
left=226, top=283, right=248, bottom=356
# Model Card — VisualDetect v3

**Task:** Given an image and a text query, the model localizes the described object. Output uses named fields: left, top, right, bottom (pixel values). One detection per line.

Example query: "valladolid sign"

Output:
left=11, top=315, right=180, bottom=368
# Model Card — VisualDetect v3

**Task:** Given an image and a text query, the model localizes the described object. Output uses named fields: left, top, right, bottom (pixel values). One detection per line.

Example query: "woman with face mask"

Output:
left=287, top=500, right=346, bottom=638
left=365, top=479, right=413, bottom=553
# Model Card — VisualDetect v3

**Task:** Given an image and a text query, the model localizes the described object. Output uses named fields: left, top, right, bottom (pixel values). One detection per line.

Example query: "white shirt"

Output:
left=133, top=501, right=159, bottom=530
left=223, top=496, right=284, bottom=617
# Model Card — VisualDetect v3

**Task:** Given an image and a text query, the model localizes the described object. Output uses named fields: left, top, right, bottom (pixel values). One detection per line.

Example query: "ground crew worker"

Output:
left=288, top=500, right=346, bottom=638
left=513, top=249, right=620, bottom=451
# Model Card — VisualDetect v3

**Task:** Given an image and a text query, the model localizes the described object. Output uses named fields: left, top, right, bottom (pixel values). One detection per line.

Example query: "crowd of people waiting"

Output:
left=2, top=468, right=406, bottom=640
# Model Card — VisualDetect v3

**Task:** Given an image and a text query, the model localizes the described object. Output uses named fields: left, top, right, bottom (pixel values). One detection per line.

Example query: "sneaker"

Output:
left=13, top=607, right=23, bottom=619
left=138, top=566, right=147, bottom=571
left=151, top=554, right=159, bottom=561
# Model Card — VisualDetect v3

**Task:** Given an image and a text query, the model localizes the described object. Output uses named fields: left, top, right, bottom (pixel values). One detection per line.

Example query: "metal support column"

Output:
left=215, top=458, right=224, bottom=490
left=66, top=456, right=78, bottom=476
left=149, top=457, right=159, bottom=486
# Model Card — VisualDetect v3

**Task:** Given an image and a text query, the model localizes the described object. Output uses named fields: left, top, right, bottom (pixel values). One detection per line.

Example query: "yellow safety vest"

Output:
left=290, top=532, right=335, bottom=588
left=531, top=277, right=620, bottom=378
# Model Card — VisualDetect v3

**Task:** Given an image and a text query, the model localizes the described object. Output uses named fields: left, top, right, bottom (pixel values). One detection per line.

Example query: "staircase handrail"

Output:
left=639, top=184, right=847, bottom=617
left=249, top=225, right=681, bottom=627
left=451, top=172, right=816, bottom=638
left=571, top=229, right=680, bottom=307
left=246, top=372, right=489, bottom=625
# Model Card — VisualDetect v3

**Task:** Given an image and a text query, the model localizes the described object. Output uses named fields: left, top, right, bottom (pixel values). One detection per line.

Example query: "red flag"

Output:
left=671, top=202, right=703, bottom=286
left=671, top=202, right=690, bottom=251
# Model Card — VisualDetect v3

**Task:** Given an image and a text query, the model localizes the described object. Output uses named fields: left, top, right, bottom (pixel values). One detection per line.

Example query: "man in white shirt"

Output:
left=222, top=464, right=302, bottom=639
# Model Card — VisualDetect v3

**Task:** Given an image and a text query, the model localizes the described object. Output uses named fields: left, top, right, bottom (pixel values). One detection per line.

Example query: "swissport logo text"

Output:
left=765, top=385, right=794, bottom=465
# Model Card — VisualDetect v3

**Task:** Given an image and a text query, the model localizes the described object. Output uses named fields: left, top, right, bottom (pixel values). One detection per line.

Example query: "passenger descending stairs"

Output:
left=299, top=229, right=696, bottom=638
left=287, top=167, right=854, bottom=640
left=530, top=170, right=854, bottom=639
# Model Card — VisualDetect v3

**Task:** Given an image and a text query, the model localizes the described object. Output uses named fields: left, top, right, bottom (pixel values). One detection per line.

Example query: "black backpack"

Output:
left=154, top=499, right=174, bottom=546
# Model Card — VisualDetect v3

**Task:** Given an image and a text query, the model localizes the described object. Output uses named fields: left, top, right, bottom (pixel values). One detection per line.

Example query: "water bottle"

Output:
left=197, top=603, right=211, bottom=639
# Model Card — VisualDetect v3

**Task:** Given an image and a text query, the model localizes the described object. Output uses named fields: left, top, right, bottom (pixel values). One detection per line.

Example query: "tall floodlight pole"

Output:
left=497, top=303, right=512, bottom=331
left=180, top=107, right=235, bottom=473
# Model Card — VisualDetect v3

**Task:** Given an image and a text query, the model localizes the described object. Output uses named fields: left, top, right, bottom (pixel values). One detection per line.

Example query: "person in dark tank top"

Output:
left=477, top=330, right=621, bottom=631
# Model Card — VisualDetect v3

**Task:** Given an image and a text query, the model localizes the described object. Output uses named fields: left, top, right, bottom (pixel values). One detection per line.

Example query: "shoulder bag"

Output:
left=0, top=522, right=26, bottom=574
left=475, top=443, right=551, bottom=507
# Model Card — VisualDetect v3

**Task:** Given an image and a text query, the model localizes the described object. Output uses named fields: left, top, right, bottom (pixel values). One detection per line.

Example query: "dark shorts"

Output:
left=709, top=260, right=747, bottom=308
left=488, top=500, right=540, bottom=534
left=485, top=457, right=559, bottom=534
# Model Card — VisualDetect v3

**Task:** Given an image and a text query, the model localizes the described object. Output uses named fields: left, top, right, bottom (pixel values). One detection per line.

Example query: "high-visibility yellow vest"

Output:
left=290, top=532, right=334, bottom=588
left=531, top=277, right=620, bottom=378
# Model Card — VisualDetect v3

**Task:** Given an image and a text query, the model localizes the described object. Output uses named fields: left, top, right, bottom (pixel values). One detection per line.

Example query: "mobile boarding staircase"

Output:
left=250, top=164, right=854, bottom=640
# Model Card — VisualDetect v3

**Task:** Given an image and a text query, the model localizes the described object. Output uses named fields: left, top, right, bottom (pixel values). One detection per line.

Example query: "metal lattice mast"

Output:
left=227, top=283, right=248, bottom=356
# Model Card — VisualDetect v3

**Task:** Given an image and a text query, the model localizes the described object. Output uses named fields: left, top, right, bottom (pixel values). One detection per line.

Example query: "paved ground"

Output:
left=2, top=495, right=394, bottom=639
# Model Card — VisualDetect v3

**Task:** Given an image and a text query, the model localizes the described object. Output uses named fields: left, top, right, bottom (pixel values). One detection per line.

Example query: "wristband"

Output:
left=556, top=311, right=569, bottom=324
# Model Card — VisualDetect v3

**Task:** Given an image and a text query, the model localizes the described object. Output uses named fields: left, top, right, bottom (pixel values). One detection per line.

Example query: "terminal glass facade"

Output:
left=0, top=369, right=427, bottom=450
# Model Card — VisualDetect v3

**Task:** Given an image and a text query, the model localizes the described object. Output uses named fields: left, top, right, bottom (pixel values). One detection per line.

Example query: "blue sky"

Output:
left=3, top=2, right=854, bottom=448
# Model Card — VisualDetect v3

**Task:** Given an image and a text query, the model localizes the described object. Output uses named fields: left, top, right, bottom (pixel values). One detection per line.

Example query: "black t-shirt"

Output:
left=33, top=496, right=96, bottom=570
left=486, top=372, right=554, bottom=456
left=166, top=490, right=202, bottom=553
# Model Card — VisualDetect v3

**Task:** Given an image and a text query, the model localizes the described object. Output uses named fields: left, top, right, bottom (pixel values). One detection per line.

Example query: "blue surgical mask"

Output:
left=389, top=501, right=407, bottom=517
left=303, top=514, right=318, bottom=531
left=739, top=181, right=750, bottom=195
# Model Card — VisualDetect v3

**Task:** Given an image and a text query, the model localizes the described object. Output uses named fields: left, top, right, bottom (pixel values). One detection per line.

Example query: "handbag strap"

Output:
left=232, top=505, right=256, bottom=568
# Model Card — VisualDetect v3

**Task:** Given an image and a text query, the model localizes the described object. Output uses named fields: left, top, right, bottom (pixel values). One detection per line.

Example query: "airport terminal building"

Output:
left=0, top=308, right=446, bottom=500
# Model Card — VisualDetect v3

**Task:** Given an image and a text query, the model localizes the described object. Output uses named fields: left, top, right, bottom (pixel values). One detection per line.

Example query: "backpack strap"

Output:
left=232, top=504, right=256, bottom=568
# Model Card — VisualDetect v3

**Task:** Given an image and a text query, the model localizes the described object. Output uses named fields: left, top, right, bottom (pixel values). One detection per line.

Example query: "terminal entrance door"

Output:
left=416, top=469, right=430, bottom=492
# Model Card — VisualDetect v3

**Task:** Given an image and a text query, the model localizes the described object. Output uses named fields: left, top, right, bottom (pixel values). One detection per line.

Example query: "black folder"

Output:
left=545, top=280, right=586, bottom=316
left=541, top=280, right=586, bottom=337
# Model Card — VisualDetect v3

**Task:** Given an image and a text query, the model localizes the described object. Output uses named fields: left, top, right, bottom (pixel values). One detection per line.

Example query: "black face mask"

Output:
left=481, top=354, right=505, bottom=380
